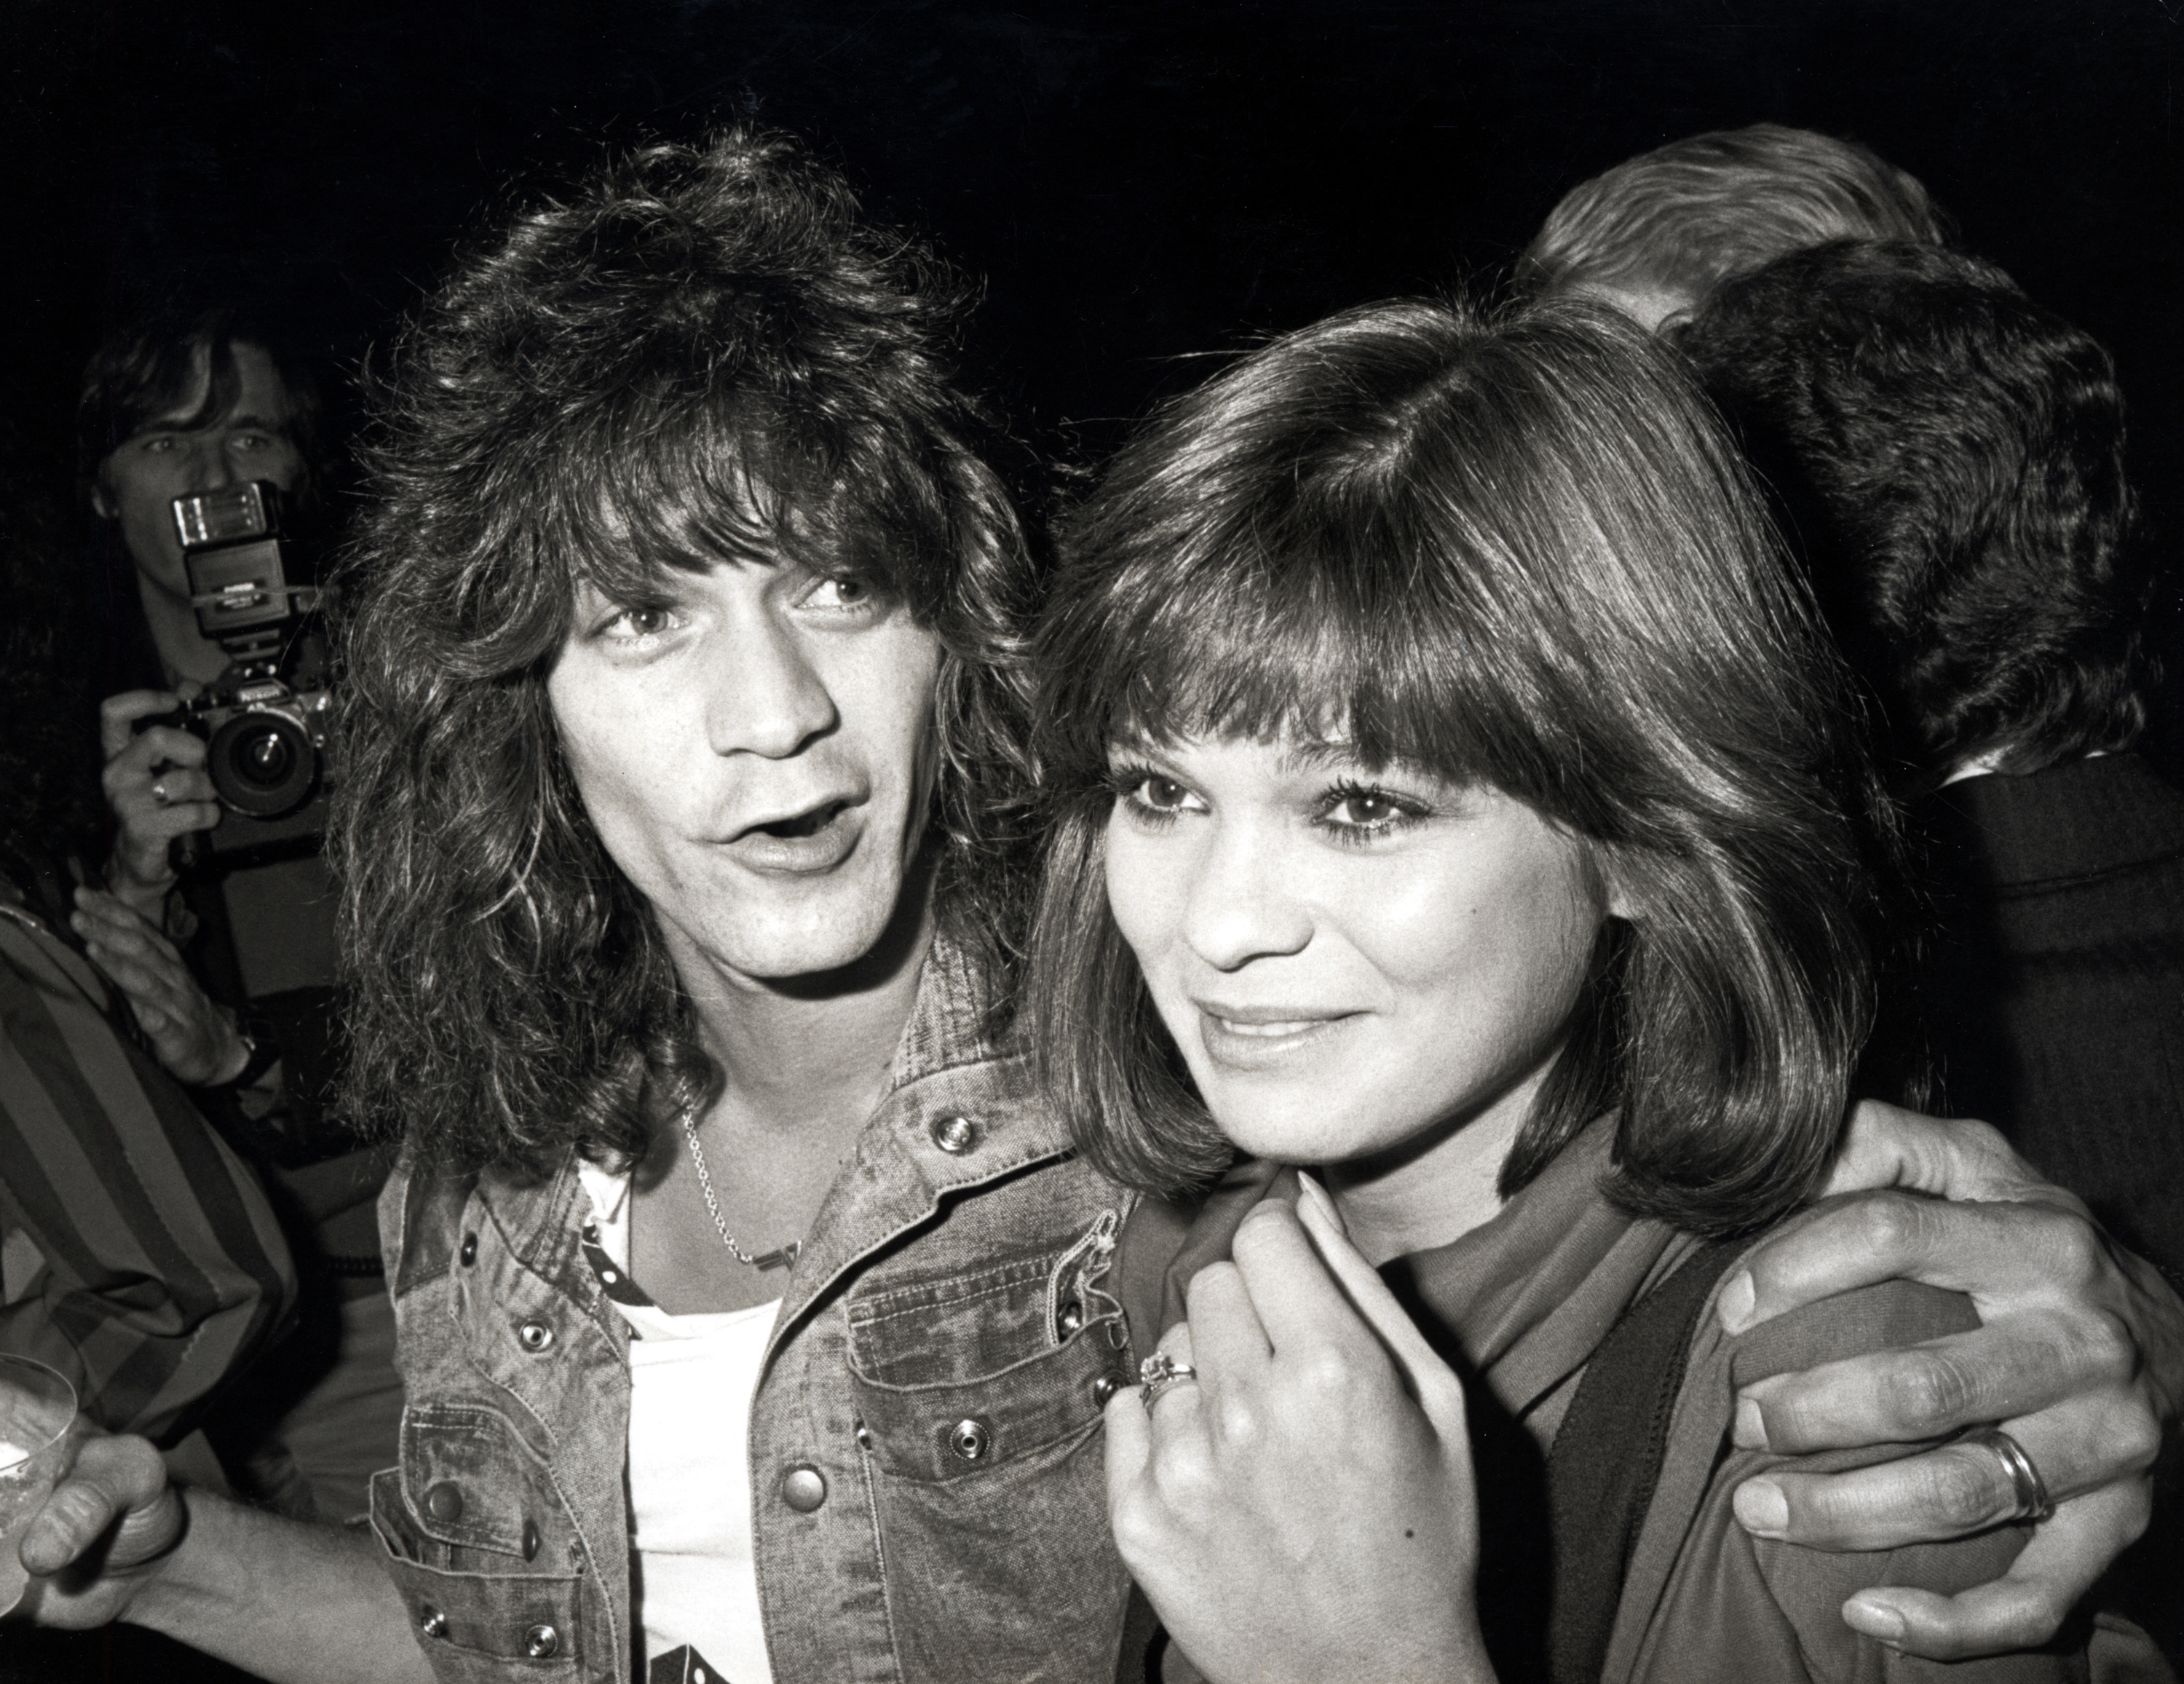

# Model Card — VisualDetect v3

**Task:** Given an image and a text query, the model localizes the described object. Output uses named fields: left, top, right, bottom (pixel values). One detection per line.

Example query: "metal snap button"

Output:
left=1091, top=1373, right=1123, bottom=1408
left=521, top=1518, right=542, bottom=1561
left=928, top=1114, right=979, bottom=1155
left=517, top=1320, right=554, bottom=1352
left=949, top=1417, right=994, bottom=1462
left=1056, top=1298, right=1083, bottom=1337
left=419, top=1606, right=448, bottom=1639
left=458, top=1232, right=477, bottom=1267
left=423, top=1480, right=464, bottom=1523
left=780, top=1465, right=828, bottom=1511
left=852, top=1420, right=874, bottom=1452
left=523, top=1624, right=559, bottom=1659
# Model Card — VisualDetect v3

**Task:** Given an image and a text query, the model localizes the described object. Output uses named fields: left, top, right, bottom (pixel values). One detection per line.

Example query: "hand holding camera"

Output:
left=100, top=687, right=223, bottom=920
left=111, top=483, right=336, bottom=884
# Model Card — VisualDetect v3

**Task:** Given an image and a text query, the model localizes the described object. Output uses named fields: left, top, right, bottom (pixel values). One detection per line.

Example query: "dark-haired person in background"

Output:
left=79, top=312, right=325, bottom=706
left=10, top=130, right=2184, bottom=1683
left=1681, top=237, right=2184, bottom=1658
left=74, top=309, right=401, bottom=1523
left=1519, top=122, right=1950, bottom=330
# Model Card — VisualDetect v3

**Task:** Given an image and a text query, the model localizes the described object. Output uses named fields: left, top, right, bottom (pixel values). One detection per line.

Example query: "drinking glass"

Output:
left=0, top=1356, right=78, bottom=1616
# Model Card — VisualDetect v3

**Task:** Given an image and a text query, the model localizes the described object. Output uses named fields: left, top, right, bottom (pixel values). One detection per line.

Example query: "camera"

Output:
left=154, top=482, right=335, bottom=856
left=134, top=485, right=349, bottom=1161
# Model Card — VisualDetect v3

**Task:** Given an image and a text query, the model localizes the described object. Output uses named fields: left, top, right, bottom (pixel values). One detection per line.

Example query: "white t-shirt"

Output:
left=577, top=1160, right=780, bottom=1684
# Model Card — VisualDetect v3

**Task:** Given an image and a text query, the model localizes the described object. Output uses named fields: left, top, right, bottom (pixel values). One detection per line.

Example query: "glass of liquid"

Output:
left=0, top=1356, right=78, bottom=1616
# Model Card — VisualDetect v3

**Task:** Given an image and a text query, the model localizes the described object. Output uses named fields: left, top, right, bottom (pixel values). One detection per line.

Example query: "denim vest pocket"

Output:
left=844, top=1211, right=1127, bottom=1481
left=842, top=1211, right=1131, bottom=1682
left=370, top=1406, right=586, bottom=1680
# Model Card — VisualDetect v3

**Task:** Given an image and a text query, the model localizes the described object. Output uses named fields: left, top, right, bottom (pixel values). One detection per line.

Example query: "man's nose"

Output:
left=184, top=435, right=237, bottom=491
left=1181, top=822, right=1313, bottom=973
left=708, top=612, right=838, bottom=759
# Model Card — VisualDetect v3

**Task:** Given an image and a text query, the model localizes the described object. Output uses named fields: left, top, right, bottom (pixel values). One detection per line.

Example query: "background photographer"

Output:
left=74, top=306, right=400, bottom=1524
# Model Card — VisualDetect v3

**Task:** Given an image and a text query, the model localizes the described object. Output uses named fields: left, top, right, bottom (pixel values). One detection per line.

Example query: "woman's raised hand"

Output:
left=1104, top=1179, right=1495, bottom=1684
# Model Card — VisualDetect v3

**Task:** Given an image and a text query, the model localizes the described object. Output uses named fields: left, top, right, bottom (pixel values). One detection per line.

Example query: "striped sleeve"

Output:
left=0, top=909, right=298, bottom=1444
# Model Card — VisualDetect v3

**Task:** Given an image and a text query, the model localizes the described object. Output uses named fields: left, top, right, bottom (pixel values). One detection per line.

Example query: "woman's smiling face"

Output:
left=1102, top=732, right=1615, bottom=1171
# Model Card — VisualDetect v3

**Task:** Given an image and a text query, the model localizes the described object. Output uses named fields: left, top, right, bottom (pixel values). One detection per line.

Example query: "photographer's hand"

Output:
left=70, top=888, right=250, bottom=1087
left=99, top=689, right=220, bottom=924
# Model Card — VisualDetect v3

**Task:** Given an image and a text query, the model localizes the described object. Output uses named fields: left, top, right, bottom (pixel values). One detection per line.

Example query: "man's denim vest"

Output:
left=369, top=940, right=1141, bottom=1683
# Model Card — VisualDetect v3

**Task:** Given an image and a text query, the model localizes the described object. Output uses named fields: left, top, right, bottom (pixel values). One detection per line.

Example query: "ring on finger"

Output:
left=1139, top=1350, right=1199, bottom=1414
left=149, top=778, right=170, bottom=806
left=1967, top=1427, right=2055, bottom=1524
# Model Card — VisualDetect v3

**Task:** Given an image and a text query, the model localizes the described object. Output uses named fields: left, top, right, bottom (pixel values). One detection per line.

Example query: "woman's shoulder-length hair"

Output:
left=333, top=126, right=1040, bottom=1177
left=1028, top=293, right=1892, bottom=1239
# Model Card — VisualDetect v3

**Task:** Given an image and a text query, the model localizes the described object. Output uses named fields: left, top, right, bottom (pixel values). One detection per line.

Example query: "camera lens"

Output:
left=207, top=710, right=318, bottom=818
left=239, top=730, right=294, bottom=786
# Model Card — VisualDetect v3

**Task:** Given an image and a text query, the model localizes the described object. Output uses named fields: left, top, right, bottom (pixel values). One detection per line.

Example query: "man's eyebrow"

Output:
left=127, top=409, right=290, bottom=440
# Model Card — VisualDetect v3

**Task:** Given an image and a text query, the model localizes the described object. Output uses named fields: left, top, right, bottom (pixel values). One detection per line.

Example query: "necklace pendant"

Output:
left=751, top=1241, right=800, bottom=1272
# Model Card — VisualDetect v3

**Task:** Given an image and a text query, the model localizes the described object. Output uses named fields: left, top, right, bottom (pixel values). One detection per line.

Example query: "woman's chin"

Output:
left=1198, top=1089, right=1392, bottom=1170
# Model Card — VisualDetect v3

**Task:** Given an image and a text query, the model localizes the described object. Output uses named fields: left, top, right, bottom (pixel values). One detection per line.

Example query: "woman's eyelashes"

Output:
left=1106, top=759, right=1435, bottom=842
left=1314, top=780, right=1433, bottom=843
left=1110, top=764, right=1204, bottom=827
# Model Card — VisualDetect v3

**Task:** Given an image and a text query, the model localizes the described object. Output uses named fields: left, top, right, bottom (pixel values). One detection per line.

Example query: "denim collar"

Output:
left=774, top=930, right=1072, bottom=1348
left=454, top=933, right=1074, bottom=1342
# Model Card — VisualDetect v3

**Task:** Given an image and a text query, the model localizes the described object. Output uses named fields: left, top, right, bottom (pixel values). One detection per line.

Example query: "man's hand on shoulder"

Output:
left=1717, top=1101, right=2174, bottom=1660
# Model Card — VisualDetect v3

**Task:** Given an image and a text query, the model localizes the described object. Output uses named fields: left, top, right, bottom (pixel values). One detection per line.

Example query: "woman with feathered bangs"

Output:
left=1032, top=293, right=1882, bottom=1227
left=1027, top=296, right=2130, bottom=1682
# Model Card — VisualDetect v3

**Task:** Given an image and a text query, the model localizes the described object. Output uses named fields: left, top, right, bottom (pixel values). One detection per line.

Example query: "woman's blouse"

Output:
left=1128, top=1120, right=2153, bottom=1683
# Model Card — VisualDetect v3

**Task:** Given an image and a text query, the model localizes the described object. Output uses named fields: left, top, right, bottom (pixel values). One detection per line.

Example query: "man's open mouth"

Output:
left=744, top=799, right=852, bottom=841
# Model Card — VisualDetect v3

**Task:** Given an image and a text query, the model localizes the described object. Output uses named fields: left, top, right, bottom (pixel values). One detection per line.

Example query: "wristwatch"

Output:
left=205, top=1021, right=282, bottom=1091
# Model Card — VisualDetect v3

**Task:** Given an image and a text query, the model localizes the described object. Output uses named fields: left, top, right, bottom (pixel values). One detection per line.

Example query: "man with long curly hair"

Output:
left=12, top=127, right=2184, bottom=1684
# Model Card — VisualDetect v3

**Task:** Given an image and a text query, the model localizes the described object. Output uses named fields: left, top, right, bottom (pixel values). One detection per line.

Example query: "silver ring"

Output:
left=149, top=778, right=170, bottom=807
left=1139, top=1350, right=1198, bottom=1414
left=1968, top=1428, right=2054, bottom=1524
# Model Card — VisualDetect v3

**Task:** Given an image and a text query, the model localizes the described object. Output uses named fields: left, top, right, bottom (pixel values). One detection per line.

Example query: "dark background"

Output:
left=0, top=12, right=2177, bottom=1677
left=9, top=0, right=2183, bottom=737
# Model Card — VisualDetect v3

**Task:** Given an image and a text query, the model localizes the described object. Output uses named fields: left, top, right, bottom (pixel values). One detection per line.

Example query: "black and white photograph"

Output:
left=2, top=5, right=2181, bottom=1682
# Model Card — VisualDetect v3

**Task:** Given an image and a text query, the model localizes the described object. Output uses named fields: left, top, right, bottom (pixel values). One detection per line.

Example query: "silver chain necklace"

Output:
left=678, top=1108, right=801, bottom=1272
